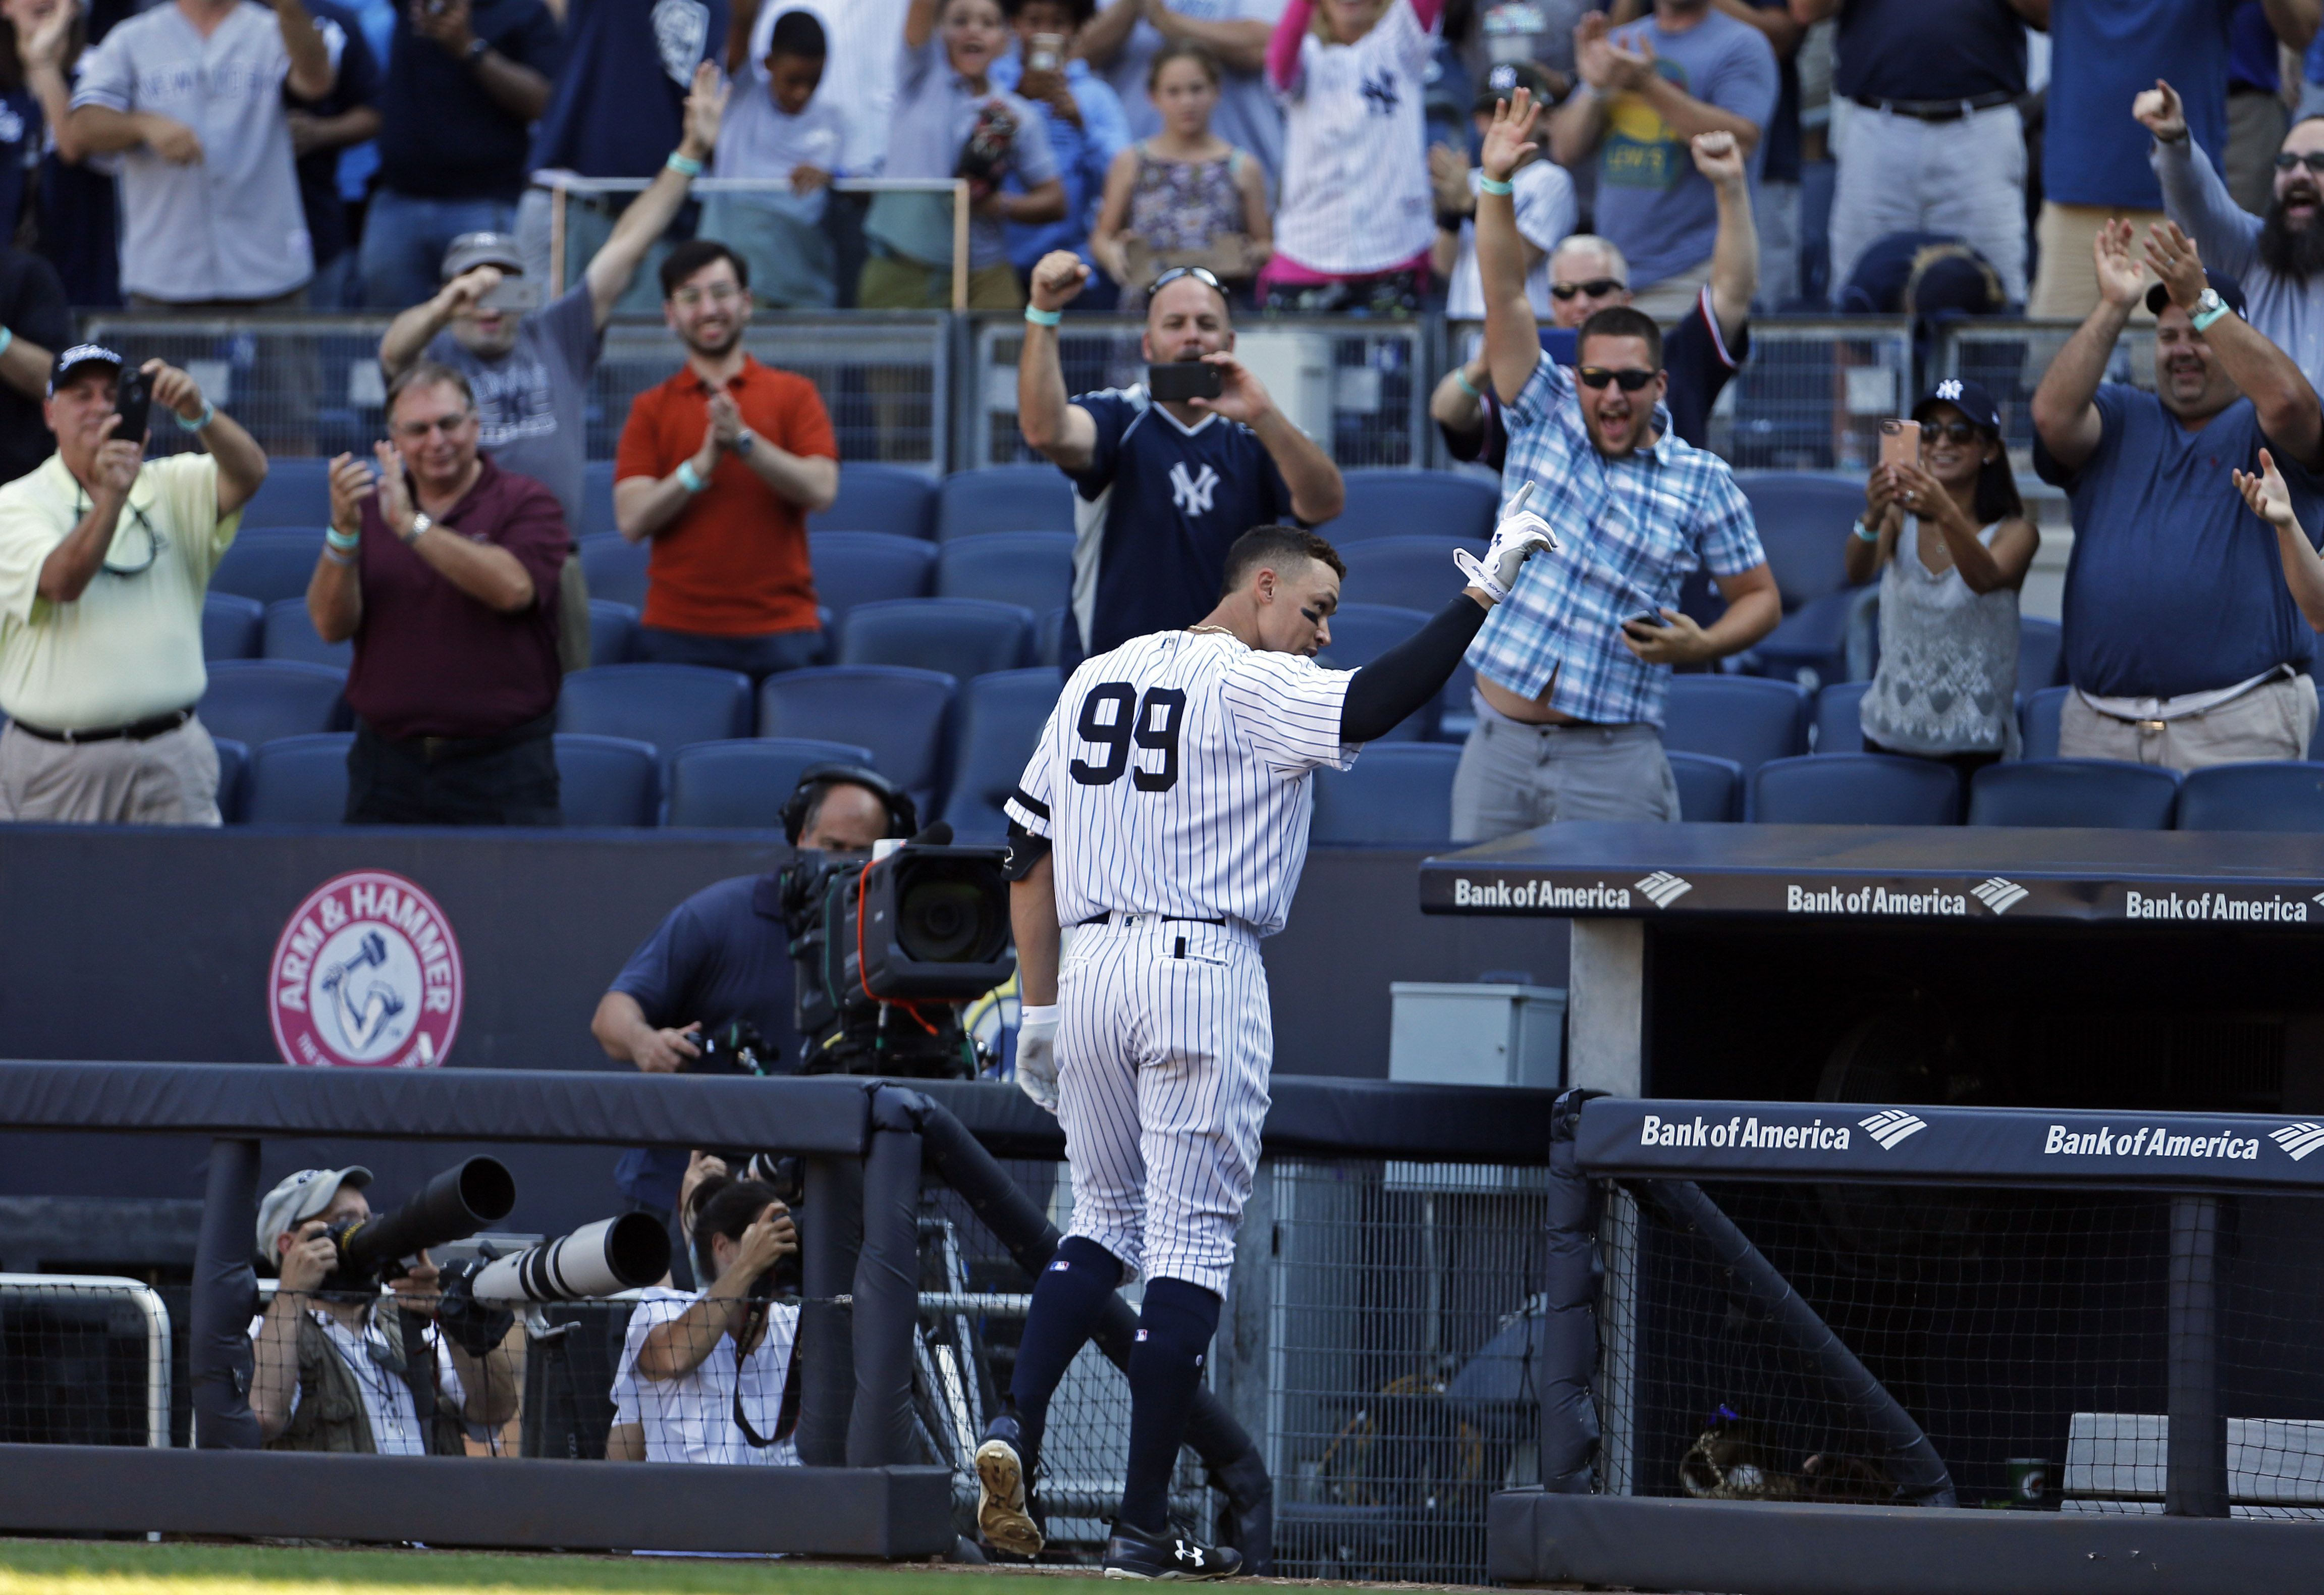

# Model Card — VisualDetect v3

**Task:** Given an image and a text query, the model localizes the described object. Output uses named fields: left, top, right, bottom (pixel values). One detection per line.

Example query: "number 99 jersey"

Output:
left=1005, top=630, right=1362, bottom=936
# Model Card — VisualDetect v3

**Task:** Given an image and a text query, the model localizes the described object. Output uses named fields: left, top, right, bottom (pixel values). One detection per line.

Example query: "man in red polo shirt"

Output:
left=612, top=239, right=839, bottom=681
left=307, top=361, right=568, bottom=824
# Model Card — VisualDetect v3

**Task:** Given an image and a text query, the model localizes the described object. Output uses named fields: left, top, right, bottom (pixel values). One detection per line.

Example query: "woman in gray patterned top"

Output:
left=1846, top=377, right=2040, bottom=775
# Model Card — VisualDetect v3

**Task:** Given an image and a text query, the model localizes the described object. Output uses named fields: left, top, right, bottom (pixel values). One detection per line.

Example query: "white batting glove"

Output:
left=1014, top=1005, right=1060, bottom=1114
left=1455, top=483, right=1559, bottom=603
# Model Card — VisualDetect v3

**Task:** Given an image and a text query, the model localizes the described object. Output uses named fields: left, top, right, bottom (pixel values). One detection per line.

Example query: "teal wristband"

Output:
left=325, top=526, right=360, bottom=552
left=0, top=327, right=14, bottom=360
left=1454, top=367, right=1483, bottom=399
left=175, top=400, right=215, bottom=432
left=1023, top=306, right=1062, bottom=327
left=666, top=151, right=704, bottom=177
left=675, top=460, right=706, bottom=493
left=2192, top=300, right=2236, bottom=334
left=1478, top=176, right=1515, bottom=197
left=1853, top=517, right=1882, bottom=543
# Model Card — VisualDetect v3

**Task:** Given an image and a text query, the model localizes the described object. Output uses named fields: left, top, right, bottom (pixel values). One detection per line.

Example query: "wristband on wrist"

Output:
left=464, top=35, right=490, bottom=61
left=175, top=400, right=215, bottom=432
left=1454, top=367, right=1484, bottom=399
left=666, top=151, right=704, bottom=177
left=1023, top=305, right=1062, bottom=327
left=0, top=327, right=14, bottom=359
left=325, top=526, right=360, bottom=552
left=2192, top=299, right=2236, bottom=334
left=1019, top=1003, right=1058, bottom=1025
left=322, top=545, right=355, bottom=567
left=1853, top=516, right=1882, bottom=543
left=675, top=460, right=707, bottom=493
left=1478, top=176, right=1515, bottom=197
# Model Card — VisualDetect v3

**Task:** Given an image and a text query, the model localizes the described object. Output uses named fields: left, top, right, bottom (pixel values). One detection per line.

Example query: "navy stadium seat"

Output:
left=1967, top=759, right=2180, bottom=829
left=553, top=733, right=662, bottom=826
left=1310, top=743, right=1462, bottom=845
left=1314, top=470, right=1498, bottom=545
left=581, top=460, right=618, bottom=540
left=810, top=531, right=938, bottom=624
left=556, top=664, right=752, bottom=765
left=936, top=531, right=1075, bottom=614
left=936, top=464, right=1074, bottom=540
left=1669, top=751, right=1743, bottom=822
left=1812, top=680, right=1868, bottom=754
left=2175, top=762, right=2324, bottom=833
left=262, top=597, right=352, bottom=669
left=1316, top=603, right=1434, bottom=740
left=212, top=533, right=326, bottom=607
left=202, top=591, right=264, bottom=661
left=1338, top=535, right=1483, bottom=612
left=666, top=737, right=879, bottom=829
left=199, top=660, right=347, bottom=747
left=756, top=666, right=955, bottom=818
left=2019, top=616, right=2066, bottom=697
left=939, top=669, right=1065, bottom=841
left=813, top=462, right=938, bottom=539
left=1751, top=753, right=1962, bottom=826
left=1434, top=659, right=1478, bottom=743
left=242, top=732, right=352, bottom=823
left=839, top=597, right=1033, bottom=678
left=1735, top=471, right=1862, bottom=611
left=579, top=532, right=648, bottom=610
left=1663, top=675, right=1811, bottom=776
left=211, top=736, right=248, bottom=822
left=587, top=600, right=639, bottom=667
left=2020, top=685, right=2070, bottom=760
left=1038, top=607, right=1069, bottom=669
left=239, top=457, right=333, bottom=528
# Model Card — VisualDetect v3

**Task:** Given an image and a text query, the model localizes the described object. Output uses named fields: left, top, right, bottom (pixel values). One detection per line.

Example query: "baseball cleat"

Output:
left=1102, top=1524, right=1243, bottom=1580
left=975, top=1417, right=1044, bottom=1557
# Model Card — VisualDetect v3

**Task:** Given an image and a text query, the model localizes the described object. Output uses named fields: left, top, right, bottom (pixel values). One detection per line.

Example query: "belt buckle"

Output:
left=2136, top=719, right=2166, bottom=736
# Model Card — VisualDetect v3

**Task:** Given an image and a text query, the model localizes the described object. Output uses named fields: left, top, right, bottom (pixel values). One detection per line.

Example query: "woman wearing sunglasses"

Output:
left=1847, top=378, right=2039, bottom=776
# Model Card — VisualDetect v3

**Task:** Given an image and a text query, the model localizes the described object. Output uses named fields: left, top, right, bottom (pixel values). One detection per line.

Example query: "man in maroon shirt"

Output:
left=306, top=361, right=569, bottom=823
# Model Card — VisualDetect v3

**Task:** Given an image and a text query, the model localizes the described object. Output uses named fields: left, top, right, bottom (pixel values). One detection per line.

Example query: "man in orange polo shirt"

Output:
left=612, top=239, right=840, bottom=680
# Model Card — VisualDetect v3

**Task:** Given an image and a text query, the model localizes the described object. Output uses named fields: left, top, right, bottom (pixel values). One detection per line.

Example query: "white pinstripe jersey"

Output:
left=1274, top=0, right=1439, bottom=275
left=1006, top=630, right=1359, bottom=935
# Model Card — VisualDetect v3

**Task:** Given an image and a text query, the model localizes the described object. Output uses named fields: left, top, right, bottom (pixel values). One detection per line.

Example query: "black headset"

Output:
left=779, top=763, right=919, bottom=846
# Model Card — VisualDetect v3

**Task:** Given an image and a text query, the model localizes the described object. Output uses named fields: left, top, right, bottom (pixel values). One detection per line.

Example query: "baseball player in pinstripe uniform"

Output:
left=975, top=510, right=1554, bottom=1577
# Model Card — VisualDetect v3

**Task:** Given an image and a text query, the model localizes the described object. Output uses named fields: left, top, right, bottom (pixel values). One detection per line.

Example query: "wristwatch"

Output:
left=2190, top=287, right=2234, bottom=333
left=400, top=512, right=433, bottom=547
left=734, top=428, right=757, bottom=458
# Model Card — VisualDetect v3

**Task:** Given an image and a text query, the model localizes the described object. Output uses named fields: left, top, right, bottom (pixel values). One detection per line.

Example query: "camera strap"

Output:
left=733, top=1334, right=803, bottom=1449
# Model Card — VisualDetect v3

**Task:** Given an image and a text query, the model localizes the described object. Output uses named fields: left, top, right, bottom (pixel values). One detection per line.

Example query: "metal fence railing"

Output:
left=0, top=1275, right=171, bottom=1452
left=1936, top=319, right=2157, bottom=476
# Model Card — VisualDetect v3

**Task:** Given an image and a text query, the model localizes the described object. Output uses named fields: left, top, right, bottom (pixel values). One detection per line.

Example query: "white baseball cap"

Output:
left=254, top=1166, right=372, bottom=1260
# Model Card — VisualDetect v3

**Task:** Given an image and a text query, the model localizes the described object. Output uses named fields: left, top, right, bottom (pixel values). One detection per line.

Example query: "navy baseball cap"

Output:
left=2145, top=270, right=2246, bottom=319
left=47, top=342, right=124, bottom=396
left=1913, top=377, right=2002, bottom=431
left=1475, top=61, right=1558, bottom=114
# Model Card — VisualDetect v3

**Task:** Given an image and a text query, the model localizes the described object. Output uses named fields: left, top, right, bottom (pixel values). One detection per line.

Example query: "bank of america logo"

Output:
left=1860, top=1109, right=1928, bottom=1150
left=1971, top=877, right=2028, bottom=915
left=1636, top=872, right=1693, bottom=909
left=2272, top=1123, right=2324, bottom=1161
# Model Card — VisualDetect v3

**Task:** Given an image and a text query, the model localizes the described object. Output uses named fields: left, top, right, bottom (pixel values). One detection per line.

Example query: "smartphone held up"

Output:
left=1147, top=361, right=1223, bottom=404
left=1877, top=418, right=1920, bottom=472
left=113, top=366, right=151, bottom=445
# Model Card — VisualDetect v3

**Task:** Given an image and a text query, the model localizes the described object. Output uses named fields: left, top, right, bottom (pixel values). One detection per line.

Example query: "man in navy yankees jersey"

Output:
left=974, top=515, right=1553, bottom=1577
left=1017, top=252, right=1345, bottom=671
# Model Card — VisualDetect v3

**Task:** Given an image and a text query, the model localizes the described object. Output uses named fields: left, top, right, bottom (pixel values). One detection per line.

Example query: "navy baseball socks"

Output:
left=1104, top=1277, right=1240, bottom=1580
left=980, top=1236, right=1125, bottom=1556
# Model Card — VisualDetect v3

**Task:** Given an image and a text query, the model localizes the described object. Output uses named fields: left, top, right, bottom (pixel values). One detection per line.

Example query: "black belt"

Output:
left=8, top=706, right=194, bottom=745
left=1851, top=89, right=2018, bottom=122
left=362, top=710, right=554, bottom=765
left=1079, top=912, right=1226, bottom=927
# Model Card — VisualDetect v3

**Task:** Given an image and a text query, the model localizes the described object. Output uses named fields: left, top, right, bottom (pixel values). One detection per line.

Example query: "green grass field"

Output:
left=0, top=1540, right=1071, bottom=1595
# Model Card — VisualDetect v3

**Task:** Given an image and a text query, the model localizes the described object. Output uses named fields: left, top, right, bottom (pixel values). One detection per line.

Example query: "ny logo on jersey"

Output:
left=1361, top=72, right=1400, bottom=115
left=1169, top=461, right=1220, bottom=515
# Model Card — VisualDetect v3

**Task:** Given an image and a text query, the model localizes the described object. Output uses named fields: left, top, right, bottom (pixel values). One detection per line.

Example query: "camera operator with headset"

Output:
left=589, top=764, right=916, bottom=1282
left=247, top=1167, right=518, bottom=1454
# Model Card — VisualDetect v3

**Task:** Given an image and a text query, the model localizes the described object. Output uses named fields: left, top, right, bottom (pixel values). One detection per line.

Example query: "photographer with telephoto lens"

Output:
left=247, top=1166, right=519, bottom=1454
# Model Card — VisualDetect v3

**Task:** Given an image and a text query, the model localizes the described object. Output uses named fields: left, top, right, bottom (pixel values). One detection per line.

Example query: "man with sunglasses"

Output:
left=1018, top=250, right=1344, bottom=668
left=1453, top=89, right=1779, bottom=837
left=0, top=345, right=267, bottom=825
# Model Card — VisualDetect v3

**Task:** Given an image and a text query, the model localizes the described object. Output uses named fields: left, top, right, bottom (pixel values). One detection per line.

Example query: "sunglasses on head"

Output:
left=1550, top=277, right=1627, bottom=301
left=1150, top=265, right=1226, bottom=295
left=2275, top=151, right=2324, bottom=175
left=1577, top=366, right=1658, bottom=392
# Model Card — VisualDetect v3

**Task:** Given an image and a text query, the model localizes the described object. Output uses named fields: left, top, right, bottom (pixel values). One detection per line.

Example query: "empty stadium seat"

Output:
left=666, top=737, right=878, bottom=829
left=1812, top=680, right=1868, bottom=754
left=939, top=669, right=1065, bottom=840
left=936, top=531, right=1075, bottom=614
left=2175, top=762, right=2324, bottom=832
left=554, top=733, right=662, bottom=826
left=813, top=462, right=938, bottom=539
left=1735, top=471, right=1862, bottom=611
left=580, top=532, right=649, bottom=610
left=936, top=464, right=1075, bottom=540
left=1751, top=753, right=1962, bottom=826
left=581, top=460, right=618, bottom=540
left=239, top=457, right=333, bottom=528
left=1663, top=675, right=1811, bottom=775
left=199, top=660, right=347, bottom=746
left=1967, top=759, right=2180, bottom=829
left=556, top=664, right=752, bottom=764
left=2021, top=685, right=2070, bottom=760
left=211, top=736, right=248, bottom=822
left=1317, top=603, right=1434, bottom=740
left=1315, top=470, right=1498, bottom=545
left=756, top=666, right=955, bottom=817
left=2019, top=616, right=2066, bottom=697
left=809, top=531, right=938, bottom=626
left=1038, top=606, right=1070, bottom=669
left=262, top=597, right=352, bottom=669
left=588, top=600, right=639, bottom=667
left=202, top=592, right=264, bottom=661
left=1310, top=743, right=1462, bottom=844
left=838, top=597, right=1033, bottom=678
left=1338, top=535, right=1483, bottom=612
left=1669, top=751, right=1743, bottom=822
left=242, top=732, right=352, bottom=823
left=212, top=533, right=326, bottom=607
left=1748, top=586, right=1868, bottom=690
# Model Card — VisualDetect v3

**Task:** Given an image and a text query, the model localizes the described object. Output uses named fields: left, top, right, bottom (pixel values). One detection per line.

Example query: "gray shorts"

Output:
left=1449, top=706, right=1679, bottom=843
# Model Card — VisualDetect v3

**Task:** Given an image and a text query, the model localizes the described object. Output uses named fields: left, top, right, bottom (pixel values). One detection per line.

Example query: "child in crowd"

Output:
left=1090, top=40, right=1272, bottom=314
left=861, top=0, right=1067, bottom=309
left=988, top=0, right=1131, bottom=302
left=1263, top=0, right=1442, bottom=313
left=705, top=10, right=850, bottom=306
left=1430, top=60, right=1573, bottom=324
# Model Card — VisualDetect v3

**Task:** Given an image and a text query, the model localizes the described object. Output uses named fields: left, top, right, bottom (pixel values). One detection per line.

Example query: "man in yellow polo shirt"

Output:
left=0, top=345, right=268, bottom=824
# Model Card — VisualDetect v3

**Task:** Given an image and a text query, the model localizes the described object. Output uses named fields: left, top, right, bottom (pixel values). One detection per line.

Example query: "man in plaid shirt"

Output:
left=1454, top=92, right=1780, bottom=840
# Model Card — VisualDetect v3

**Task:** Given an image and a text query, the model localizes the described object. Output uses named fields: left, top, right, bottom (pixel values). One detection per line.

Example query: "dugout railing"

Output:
left=1492, top=1090, right=2324, bottom=1595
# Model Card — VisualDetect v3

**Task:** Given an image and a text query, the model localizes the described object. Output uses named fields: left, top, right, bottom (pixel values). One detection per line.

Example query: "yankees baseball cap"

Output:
left=442, top=231, right=525, bottom=281
left=1912, top=377, right=2002, bottom=432
left=48, top=342, right=124, bottom=396
left=1475, top=61, right=1558, bottom=115
left=255, top=1165, right=372, bottom=1258
left=2145, top=269, right=2246, bottom=320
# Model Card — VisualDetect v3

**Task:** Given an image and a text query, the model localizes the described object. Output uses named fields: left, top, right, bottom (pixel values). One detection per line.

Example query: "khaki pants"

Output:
left=1628, top=257, right=1713, bottom=324
left=2030, top=202, right=2166, bottom=321
left=2225, top=89, right=2292, bottom=220
left=2057, top=674, right=2318, bottom=773
left=0, top=716, right=223, bottom=825
left=855, top=255, right=1024, bottom=310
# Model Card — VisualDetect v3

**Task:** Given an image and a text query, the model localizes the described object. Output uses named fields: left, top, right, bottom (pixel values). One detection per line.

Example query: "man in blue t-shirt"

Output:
left=2033, top=218, right=2324, bottom=770
left=1014, top=251, right=1345, bottom=668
